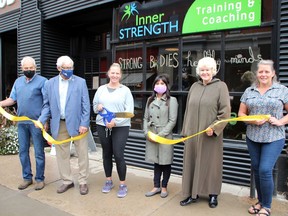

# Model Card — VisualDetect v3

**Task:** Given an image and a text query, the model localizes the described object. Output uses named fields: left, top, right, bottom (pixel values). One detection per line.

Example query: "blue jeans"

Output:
left=18, top=123, right=45, bottom=182
left=246, top=137, right=284, bottom=209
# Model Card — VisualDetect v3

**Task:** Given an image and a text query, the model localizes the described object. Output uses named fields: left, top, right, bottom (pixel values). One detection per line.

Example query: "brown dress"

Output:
left=181, top=78, right=231, bottom=198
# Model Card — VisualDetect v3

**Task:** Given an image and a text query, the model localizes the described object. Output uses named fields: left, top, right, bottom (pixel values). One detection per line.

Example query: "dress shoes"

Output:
left=180, top=195, right=199, bottom=206
left=209, top=195, right=218, bottom=208
left=160, top=191, right=169, bottom=198
left=79, top=184, right=89, bottom=195
left=57, top=183, right=74, bottom=194
left=145, top=188, right=161, bottom=197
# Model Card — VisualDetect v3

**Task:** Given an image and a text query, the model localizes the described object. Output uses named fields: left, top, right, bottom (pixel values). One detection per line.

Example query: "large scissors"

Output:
left=98, top=107, right=134, bottom=125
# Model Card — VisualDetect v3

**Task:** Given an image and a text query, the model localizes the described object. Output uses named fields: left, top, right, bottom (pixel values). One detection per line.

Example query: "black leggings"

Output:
left=153, top=163, right=171, bottom=188
left=96, top=125, right=129, bottom=181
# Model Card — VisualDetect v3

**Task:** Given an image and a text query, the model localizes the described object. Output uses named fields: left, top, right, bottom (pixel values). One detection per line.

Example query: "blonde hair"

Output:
left=108, top=63, right=122, bottom=74
left=196, top=57, right=217, bottom=76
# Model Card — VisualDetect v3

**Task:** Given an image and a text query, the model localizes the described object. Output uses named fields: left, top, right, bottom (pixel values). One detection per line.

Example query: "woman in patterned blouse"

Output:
left=238, top=60, right=288, bottom=216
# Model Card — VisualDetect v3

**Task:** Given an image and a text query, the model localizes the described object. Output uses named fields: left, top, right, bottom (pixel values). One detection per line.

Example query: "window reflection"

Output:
left=116, top=47, right=144, bottom=91
left=178, top=65, right=198, bottom=91
left=224, top=27, right=271, bottom=140
left=146, top=43, right=179, bottom=91
left=235, top=71, right=256, bottom=92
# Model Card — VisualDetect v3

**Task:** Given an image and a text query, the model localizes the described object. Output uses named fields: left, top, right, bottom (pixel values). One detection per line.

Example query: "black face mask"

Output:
left=24, top=70, right=35, bottom=78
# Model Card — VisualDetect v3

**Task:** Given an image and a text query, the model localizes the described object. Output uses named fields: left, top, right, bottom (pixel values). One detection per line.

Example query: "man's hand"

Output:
left=34, top=120, right=43, bottom=129
left=79, top=126, right=88, bottom=134
left=44, top=122, right=49, bottom=131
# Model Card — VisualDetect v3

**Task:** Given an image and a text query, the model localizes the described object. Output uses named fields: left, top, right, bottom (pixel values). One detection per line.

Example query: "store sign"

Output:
left=183, top=0, right=261, bottom=34
left=117, top=1, right=186, bottom=41
left=0, top=0, right=20, bottom=15
left=117, top=0, right=261, bottom=40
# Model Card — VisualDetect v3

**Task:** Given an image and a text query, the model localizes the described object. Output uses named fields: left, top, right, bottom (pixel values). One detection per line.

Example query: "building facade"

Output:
left=0, top=0, right=287, bottom=193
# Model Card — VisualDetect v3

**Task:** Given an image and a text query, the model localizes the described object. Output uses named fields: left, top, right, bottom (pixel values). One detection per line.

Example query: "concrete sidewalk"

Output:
left=0, top=147, right=287, bottom=216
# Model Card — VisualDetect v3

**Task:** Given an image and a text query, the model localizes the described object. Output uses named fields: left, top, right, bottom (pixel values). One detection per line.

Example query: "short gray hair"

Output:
left=196, top=57, right=217, bottom=76
left=21, top=56, right=37, bottom=67
left=56, top=56, right=74, bottom=67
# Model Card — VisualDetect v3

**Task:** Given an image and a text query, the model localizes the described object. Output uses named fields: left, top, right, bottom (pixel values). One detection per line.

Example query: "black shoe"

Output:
left=180, top=195, right=199, bottom=206
left=209, top=195, right=218, bottom=208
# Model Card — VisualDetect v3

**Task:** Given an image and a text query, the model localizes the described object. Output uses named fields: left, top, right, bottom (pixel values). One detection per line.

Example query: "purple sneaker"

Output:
left=102, top=180, right=114, bottom=193
left=117, top=184, right=128, bottom=198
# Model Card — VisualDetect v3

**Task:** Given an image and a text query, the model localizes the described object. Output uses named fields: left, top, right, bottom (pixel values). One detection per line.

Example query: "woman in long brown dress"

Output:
left=180, top=57, right=231, bottom=208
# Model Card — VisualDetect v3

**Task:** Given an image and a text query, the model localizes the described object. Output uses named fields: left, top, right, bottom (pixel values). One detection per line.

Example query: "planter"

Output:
left=0, top=125, right=19, bottom=155
left=0, top=107, right=19, bottom=155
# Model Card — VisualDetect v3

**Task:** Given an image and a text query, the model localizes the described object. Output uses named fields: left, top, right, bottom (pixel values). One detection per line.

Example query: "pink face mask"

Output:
left=154, top=85, right=167, bottom=94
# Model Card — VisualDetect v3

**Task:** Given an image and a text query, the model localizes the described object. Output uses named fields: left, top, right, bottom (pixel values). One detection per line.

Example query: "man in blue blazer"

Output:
left=39, top=55, right=90, bottom=195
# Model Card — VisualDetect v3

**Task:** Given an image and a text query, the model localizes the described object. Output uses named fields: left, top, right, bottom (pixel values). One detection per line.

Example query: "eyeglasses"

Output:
left=61, top=66, right=74, bottom=70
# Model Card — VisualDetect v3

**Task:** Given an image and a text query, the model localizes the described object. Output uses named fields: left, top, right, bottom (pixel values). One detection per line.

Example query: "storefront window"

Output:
left=146, top=39, right=180, bottom=91
left=116, top=45, right=144, bottom=91
left=224, top=27, right=272, bottom=140
left=115, top=39, right=180, bottom=130
left=115, top=45, right=143, bottom=129
left=180, top=34, right=221, bottom=132
left=182, top=34, right=221, bottom=91
left=144, top=40, right=180, bottom=132
left=224, top=27, right=272, bottom=91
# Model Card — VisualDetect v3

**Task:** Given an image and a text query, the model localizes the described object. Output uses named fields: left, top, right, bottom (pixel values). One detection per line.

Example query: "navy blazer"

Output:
left=39, top=75, right=90, bottom=138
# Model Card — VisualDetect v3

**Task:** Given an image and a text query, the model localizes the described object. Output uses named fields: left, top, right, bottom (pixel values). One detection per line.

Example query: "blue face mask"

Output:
left=61, top=69, right=73, bottom=79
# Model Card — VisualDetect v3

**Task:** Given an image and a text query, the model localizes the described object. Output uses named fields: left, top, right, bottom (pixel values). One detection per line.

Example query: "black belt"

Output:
left=60, top=119, right=65, bottom=121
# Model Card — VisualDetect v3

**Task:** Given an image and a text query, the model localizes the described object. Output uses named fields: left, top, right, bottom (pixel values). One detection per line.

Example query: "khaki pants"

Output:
left=55, top=121, right=89, bottom=185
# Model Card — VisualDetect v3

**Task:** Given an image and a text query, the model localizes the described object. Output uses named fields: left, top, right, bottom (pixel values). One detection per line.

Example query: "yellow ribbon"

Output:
left=148, top=115, right=271, bottom=145
left=0, top=106, right=88, bottom=145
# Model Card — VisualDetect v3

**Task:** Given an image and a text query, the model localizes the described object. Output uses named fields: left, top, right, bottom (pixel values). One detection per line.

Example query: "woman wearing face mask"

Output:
left=143, top=74, right=178, bottom=198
